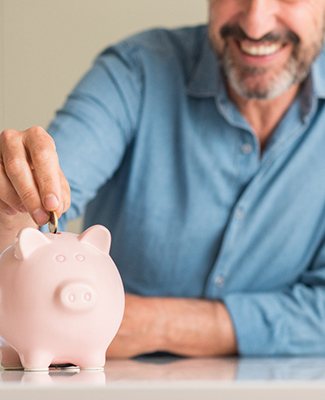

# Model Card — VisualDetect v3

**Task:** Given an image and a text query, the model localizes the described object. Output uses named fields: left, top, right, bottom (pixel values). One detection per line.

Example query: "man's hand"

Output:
left=0, top=126, right=70, bottom=225
left=107, top=294, right=237, bottom=359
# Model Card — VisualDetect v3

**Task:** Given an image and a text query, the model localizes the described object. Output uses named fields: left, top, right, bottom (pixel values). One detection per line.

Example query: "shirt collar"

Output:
left=186, top=28, right=221, bottom=98
left=187, top=30, right=325, bottom=102
left=311, top=48, right=325, bottom=99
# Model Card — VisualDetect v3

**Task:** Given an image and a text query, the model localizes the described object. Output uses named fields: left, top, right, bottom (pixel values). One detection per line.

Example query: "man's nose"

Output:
left=239, top=0, right=278, bottom=40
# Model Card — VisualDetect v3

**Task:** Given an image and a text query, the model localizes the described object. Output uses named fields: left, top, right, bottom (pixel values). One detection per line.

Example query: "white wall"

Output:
left=1, top=0, right=207, bottom=131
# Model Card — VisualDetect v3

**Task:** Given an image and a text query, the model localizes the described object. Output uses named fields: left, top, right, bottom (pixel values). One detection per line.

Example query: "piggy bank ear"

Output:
left=78, top=225, right=111, bottom=254
left=15, top=227, right=51, bottom=260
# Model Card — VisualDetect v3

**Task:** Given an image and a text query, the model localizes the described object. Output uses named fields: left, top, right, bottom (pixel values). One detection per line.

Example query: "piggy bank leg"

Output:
left=0, top=343, right=23, bottom=370
left=77, top=352, right=106, bottom=370
left=20, top=351, right=53, bottom=371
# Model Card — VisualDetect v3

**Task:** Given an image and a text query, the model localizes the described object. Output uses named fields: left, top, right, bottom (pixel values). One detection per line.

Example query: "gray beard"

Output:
left=213, top=11, right=325, bottom=101
left=221, top=41, right=323, bottom=100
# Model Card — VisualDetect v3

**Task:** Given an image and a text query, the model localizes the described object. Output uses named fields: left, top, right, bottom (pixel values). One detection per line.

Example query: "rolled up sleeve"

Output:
left=224, top=242, right=325, bottom=356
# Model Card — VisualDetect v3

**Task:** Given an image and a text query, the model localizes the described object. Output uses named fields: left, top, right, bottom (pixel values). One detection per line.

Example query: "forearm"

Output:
left=158, top=297, right=237, bottom=357
left=107, top=294, right=238, bottom=359
left=0, top=213, right=37, bottom=253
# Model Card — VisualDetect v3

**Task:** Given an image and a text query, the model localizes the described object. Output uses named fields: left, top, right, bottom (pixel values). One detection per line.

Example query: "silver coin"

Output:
left=48, top=211, right=58, bottom=234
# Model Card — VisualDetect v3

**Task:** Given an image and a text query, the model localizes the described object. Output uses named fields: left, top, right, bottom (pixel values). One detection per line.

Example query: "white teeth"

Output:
left=239, top=42, right=282, bottom=56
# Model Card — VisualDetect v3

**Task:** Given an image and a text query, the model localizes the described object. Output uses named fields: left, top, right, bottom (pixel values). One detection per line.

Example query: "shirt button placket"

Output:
left=212, top=205, right=245, bottom=294
left=235, top=206, right=245, bottom=220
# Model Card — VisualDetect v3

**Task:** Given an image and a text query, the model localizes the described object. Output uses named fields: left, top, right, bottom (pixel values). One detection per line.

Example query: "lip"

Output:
left=230, top=39, right=292, bottom=67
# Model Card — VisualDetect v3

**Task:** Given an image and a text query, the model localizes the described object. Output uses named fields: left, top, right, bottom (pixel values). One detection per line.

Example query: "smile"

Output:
left=238, top=41, right=284, bottom=57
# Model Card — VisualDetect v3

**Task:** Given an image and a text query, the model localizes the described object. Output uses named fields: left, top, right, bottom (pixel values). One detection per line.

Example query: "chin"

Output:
left=229, top=69, right=299, bottom=100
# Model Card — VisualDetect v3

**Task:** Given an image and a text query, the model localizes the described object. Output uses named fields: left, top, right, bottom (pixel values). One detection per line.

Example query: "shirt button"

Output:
left=215, top=275, right=225, bottom=287
left=241, top=143, right=253, bottom=154
left=235, top=207, right=245, bottom=219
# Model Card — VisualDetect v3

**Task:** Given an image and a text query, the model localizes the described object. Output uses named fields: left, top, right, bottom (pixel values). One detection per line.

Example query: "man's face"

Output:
left=208, top=0, right=325, bottom=100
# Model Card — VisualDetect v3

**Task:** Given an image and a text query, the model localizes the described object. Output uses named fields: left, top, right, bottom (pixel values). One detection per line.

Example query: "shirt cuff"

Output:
left=223, top=292, right=282, bottom=356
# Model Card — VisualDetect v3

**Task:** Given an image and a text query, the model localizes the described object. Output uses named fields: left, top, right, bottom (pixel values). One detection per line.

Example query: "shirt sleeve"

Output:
left=223, top=238, right=325, bottom=355
left=47, top=40, right=143, bottom=226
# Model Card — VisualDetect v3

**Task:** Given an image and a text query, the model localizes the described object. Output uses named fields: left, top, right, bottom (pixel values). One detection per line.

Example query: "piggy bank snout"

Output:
left=59, top=282, right=97, bottom=312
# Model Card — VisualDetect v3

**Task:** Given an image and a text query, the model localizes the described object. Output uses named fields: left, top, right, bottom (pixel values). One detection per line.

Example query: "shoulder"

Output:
left=97, top=25, right=208, bottom=74
left=120, top=25, right=207, bottom=54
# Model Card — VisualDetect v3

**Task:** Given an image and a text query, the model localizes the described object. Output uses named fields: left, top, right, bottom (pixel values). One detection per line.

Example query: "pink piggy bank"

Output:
left=0, top=225, right=124, bottom=371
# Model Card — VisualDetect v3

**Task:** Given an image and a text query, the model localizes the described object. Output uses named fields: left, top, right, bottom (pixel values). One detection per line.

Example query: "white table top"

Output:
left=1, top=356, right=325, bottom=400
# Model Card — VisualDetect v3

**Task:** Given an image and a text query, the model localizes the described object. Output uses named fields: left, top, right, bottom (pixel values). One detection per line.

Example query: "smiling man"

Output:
left=1, top=0, right=325, bottom=357
left=209, top=0, right=325, bottom=147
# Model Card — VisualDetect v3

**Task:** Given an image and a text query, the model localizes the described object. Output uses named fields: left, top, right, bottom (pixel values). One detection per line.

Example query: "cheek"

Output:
left=208, top=2, right=234, bottom=51
left=284, top=4, right=325, bottom=43
left=208, top=0, right=238, bottom=31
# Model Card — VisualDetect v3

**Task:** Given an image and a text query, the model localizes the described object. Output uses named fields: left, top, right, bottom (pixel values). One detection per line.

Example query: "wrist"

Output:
left=215, top=302, right=238, bottom=355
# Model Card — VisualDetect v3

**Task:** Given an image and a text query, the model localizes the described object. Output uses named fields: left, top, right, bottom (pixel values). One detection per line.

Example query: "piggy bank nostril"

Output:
left=84, top=292, right=92, bottom=302
left=56, top=255, right=66, bottom=263
left=75, top=254, right=85, bottom=262
left=68, top=293, right=76, bottom=303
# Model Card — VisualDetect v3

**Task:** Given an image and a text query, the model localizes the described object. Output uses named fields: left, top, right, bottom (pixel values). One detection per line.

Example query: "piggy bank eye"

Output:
left=55, top=255, right=66, bottom=263
left=75, top=254, right=85, bottom=262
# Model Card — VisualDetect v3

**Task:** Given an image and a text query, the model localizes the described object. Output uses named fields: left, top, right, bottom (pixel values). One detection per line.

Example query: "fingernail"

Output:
left=44, top=194, right=59, bottom=210
left=32, top=208, right=49, bottom=226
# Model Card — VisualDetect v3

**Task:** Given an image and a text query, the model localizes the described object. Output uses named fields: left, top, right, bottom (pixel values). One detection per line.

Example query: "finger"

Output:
left=1, top=129, right=49, bottom=225
left=23, top=127, right=62, bottom=213
left=60, top=170, right=71, bottom=215
left=49, top=169, right=71, bottom=219
left=0, top=199, right=18, bottom=216
left=0, top=161, right=26, bottom=212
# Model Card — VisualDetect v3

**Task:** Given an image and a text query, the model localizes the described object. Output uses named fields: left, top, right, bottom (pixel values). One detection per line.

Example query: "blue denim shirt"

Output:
left=48, top=25, right=325, bottom=356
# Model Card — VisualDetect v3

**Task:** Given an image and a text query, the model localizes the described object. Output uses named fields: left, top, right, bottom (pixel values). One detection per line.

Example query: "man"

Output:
left=1, top=0, right=325, bottom=357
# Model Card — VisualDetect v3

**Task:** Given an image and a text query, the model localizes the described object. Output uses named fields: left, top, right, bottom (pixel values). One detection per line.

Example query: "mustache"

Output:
left=220, top=24, right=300, bottom=45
